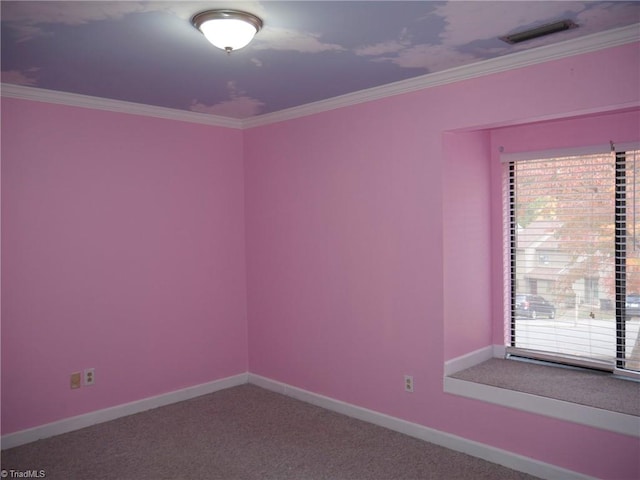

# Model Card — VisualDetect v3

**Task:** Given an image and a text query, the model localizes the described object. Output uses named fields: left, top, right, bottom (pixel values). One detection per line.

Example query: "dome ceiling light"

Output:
left=192, top=9, right=263, bottom=53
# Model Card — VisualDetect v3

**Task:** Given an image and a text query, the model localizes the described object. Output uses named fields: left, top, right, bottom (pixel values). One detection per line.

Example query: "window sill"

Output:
left=443, top=349, right=640, bottom=437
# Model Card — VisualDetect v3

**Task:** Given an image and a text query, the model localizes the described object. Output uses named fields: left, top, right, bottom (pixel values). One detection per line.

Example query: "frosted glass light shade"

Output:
left=200, top=19, right=257, bottom=51
left=192, top=10, right=263, bottom=53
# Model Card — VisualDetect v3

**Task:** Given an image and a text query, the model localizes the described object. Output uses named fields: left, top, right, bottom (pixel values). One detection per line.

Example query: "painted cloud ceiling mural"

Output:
left=2, top=1, right=639, bottom=119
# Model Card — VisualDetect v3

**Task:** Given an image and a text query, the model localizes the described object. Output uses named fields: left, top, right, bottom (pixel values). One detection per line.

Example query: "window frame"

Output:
left=502, top=143, right=640, bottom=378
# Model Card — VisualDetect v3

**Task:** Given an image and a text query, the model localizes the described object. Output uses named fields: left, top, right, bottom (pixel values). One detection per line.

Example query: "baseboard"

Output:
left=443, top=345, right=497, bottom=376
left=1, top=373, right=248, bottom=450
left=493, top=344, right=507, bottom=358
left=0, top=369, right=606, bottom=479
left=247, top=373, right=597, bottom=480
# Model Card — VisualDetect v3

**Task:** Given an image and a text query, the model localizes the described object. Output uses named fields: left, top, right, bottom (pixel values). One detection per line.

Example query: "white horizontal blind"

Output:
left=617, top=149, right=640, bottom=372
left=505, top=149, right=640, bottom=373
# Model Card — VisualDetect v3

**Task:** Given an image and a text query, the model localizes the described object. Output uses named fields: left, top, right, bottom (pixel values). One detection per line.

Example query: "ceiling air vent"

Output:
left=500, top=19, right=578, bottom=44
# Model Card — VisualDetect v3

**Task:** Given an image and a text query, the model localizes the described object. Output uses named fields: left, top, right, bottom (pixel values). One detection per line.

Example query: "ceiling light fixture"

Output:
left=192, top=9, right=263, bottom=53
left=500, top=19, right=578, bottom=44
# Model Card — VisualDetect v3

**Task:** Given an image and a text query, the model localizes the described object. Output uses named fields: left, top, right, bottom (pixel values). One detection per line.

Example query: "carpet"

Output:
left=1, top=384, right=540, bottom=480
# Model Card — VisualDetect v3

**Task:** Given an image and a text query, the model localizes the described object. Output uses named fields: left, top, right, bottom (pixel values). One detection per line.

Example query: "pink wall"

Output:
left=1, top=99, right=248, bottom=433
left=2, top=41, right=639, bottom=480
left=245, top=42, right=640, bottom=480
left=443, top=130, right=492, bottom=359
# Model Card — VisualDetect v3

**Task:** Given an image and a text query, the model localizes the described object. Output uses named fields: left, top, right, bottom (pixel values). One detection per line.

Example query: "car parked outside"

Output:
left=625, top=293, right=640, bottom=318
left=515, top=294, right=556, bottom=319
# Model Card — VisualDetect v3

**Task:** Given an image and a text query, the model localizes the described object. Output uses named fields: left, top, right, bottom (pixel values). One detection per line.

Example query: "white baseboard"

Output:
left=248, top=373, right=597, bottom=480
left=1, top=373, right=248, bottom=449
left=0, top=369, right=608, bottom=479
left=443, top=345, right=497, bottom=376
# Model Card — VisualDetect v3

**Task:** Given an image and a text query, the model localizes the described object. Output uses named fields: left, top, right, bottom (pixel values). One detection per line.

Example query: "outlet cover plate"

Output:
left=404, top=375, right=414, bottom=393
left=84, top=368, right=95, bottom=386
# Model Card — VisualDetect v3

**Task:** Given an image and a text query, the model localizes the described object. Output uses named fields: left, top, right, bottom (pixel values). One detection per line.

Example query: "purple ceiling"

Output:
left=2, top=1, right=639, bottom=119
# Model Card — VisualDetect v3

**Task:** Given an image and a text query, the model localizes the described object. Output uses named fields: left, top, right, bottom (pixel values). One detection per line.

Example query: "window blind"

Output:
left=504, top=148, right=640, bottom=374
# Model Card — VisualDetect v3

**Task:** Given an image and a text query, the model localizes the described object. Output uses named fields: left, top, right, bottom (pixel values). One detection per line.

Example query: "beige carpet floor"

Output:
left=1, top=384, right=541, bottom=480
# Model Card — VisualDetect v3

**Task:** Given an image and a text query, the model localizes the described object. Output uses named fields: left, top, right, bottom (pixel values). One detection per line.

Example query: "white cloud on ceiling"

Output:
left=352, top=11, right=478, bottom=70
left=189, top=80, right=265, bottom=118
left=354, top=26, right=412, bottom=56
left=1, top=68, right=39, bottom=85
left=354, top=39, right=408, bottom=56
left=574, top=2, right=640, bottom=33
left=353, top=1, right=637, bottom=71
left=253, top=27, right=345, bottom=53
left=2, top=1, right=158, bottom=41
left=2, top=1, right=150, bottom=25
left=372, top=44, right=478, bottom=71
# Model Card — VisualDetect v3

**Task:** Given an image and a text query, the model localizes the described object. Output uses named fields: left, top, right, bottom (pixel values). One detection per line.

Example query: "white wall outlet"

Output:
left=404, top=375, right=414, bottom=393
left=84, top=368, right=95, bottom=386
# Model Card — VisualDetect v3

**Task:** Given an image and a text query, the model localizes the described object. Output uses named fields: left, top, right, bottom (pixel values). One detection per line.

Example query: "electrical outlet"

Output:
left=84, top=368, right=95, bottom=386
left=70, top=372, right=81, bottom=389
left=404, top=375, right=414, bottom=393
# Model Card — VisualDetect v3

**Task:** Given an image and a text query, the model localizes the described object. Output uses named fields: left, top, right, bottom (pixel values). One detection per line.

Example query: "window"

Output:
left=504, top=145, right=640, bottom=376
left=537, top=252, right=550, bottom=265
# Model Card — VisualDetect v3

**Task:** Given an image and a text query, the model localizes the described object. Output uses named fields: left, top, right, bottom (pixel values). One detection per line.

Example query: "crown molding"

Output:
left=0, top=83, right=244, bottom=129
left=243, top=23, right=640, bottom=129
left=1, top=24, right=638, bottom=130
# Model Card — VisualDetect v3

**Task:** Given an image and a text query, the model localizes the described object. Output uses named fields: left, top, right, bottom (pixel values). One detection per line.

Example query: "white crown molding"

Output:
left=1, top=24, right=638, bottom=130
left=243, top=23, right=640, bottom=128
left=0, top=83, right=244, bottom=129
